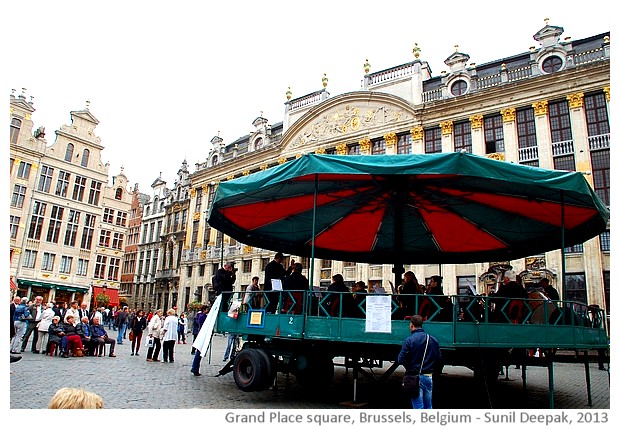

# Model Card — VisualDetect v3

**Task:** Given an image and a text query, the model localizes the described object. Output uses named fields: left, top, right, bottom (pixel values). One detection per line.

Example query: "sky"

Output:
left=5, top=1, right=613, bottom=192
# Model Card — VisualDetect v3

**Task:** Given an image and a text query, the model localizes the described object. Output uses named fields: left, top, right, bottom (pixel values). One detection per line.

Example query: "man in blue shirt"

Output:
left=398, top=315, right=441, bottom=409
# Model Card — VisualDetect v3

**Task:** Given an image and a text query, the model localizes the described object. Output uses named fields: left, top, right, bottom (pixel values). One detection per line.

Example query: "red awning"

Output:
left=92, top=286, right=120, bottom=307
left=10, top=278, right=17, bottom=290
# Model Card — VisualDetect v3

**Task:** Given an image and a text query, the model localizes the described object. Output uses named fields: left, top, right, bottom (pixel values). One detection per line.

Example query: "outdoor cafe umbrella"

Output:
left=207, top=152, right=608, bottom=285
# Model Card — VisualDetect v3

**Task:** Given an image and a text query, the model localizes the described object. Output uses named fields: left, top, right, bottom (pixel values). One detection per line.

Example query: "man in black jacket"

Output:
left=215, top=262, right=236, bottom=311
left=263, top=252, right=292, bottom=313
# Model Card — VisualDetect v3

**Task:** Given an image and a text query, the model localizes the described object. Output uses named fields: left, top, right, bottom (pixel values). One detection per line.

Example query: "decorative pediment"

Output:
left=282, top=93, right=415, bottom=152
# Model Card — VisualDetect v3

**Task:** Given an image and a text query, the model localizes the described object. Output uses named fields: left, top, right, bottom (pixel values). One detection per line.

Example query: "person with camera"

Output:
left=214, top=262, right=236, bottom=311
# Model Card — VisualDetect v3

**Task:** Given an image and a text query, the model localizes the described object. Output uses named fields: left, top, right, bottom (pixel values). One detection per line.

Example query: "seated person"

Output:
left=396, top=271, right=423, bottom=318
left=47, top=316, right=65, bottom=354
left=423, top=276, right=453, bottom=321
left=90, top=317, right=117, bottom=357
left=60, top=315, right=84, bottom=357
left=351, top=281, right=367, bottom=318
left=282, top=263, right=309, bottom=314
left=76, top=316, right=94, bottom=355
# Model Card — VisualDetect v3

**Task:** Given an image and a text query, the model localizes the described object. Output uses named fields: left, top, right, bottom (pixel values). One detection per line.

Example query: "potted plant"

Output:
left=95, top=292, right=110, bottom=307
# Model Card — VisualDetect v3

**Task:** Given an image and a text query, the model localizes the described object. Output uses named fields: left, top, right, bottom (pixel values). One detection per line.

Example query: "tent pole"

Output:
left=310, top=173, right=318, bottom=288
left=560, top=191, right=566, bottom=300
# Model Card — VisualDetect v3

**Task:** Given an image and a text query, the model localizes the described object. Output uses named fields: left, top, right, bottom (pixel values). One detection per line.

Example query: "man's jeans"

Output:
left=411, top=374, right=433, bottom=409
left=117, top=323, right=127, bottom=344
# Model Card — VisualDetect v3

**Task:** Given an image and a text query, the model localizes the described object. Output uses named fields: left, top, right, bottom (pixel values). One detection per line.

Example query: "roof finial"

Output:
left=454, top=44, right=459, bottom=52
left=86, top=100, right=91, bottom=110
left=412, top=43, right=421, bottom=59
left=286, top=86, right=292, bottom=100
left=544, top=17, right=549, bottom=26
left=322, top=73, right=328, bottom=88
left=363, top=59, right=371, bottom=74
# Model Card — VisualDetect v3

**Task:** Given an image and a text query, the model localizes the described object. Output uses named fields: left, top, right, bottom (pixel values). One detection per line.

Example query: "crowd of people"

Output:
left=10, top=297, right=190, bottom=360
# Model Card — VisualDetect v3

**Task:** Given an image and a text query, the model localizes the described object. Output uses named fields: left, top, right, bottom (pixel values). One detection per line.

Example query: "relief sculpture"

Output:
left=291, top=104, right=412, bottom=148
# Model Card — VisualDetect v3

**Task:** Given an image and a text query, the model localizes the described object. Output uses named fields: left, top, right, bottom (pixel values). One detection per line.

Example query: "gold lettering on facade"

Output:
left=384, top=132, right=397, bottom=148
left=336, top=143, right=348, bottom=155
left=410, top=126, right=423, bottom=140
left=359, top=138, right=372, bottom=153
left=566, top=92, right=584, bottom=109
left=470, top=114, right=483, bottom=129
left=440, top=121, right=453, bottom=135
left=500, top=108, right=516, bottom=122
left=532, top=100, right=548, bottom=116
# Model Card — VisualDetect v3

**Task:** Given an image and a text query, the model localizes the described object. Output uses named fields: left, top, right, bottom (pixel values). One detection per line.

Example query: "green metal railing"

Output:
left=216, top=291, right=608, bottom=350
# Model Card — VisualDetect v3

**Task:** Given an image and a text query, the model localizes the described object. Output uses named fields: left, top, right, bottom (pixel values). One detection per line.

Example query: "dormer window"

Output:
left=115, top=188, right=123, bottom=200
left=542, top=55, right=563, bottom=73
left=212, top=155, right=219, bottom=166
left=450, top=80, right=468, bottom=96
left=254, top=137, right=264, bottom=150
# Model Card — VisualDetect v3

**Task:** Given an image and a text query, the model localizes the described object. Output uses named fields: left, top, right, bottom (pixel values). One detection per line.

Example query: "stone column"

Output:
left=500, top=108, right=518, bottom=162
left=532, top=100, right=553, bottom=169
left=469, top=115, right=484, bottom=155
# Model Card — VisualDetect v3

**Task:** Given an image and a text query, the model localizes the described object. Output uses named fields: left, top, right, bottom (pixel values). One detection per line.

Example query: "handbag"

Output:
left=401, top=334, right=429, bottom=398
left=129, top=330, right=134, bottom=341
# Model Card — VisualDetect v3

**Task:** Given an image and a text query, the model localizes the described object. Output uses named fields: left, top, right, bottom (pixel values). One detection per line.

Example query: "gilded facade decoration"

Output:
left=315, top=148, right=326, bottom=154
left=291, top=104, right=413, bottom=148
left=192, top=212, right=200, bottom=221
left=410, top=126, right=423, bottom=140
left=260, top=164, right=268, bottom=170
left=487, top=152, right=505, bottom=161
left=603, top=86, right=610, bottom=101
left=336, top=143, right=348, bottom=155
left=566, top=92, right=584, bottom=109
left=500, top=108, right=516, bottom=122
left=190, top=188, right=196, bottom=197
left=525, top=257, right=546, bottom=271
left=532, top=100, right=548, bottom=116
left=227, top=174, right=235, bottom=180
left=359, top=138, right=372, bottom=153
left=200, top=251, right=207, bottom=259
left=384, top=132, right=397, bottom=148
left=243, top=245, right=253, bottom=254
left=440, top=121, right=453, bottom=135
left=242, top=170, right=250, bottom=176
left=278, top=157, right=287, bottom=164
left=469, top=115, right=483, bottom=129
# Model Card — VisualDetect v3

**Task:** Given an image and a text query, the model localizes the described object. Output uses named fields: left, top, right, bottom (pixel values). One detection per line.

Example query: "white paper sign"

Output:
left=365, top=295, right=392, bottom=333
left=271, top=278, right=283, bottom=291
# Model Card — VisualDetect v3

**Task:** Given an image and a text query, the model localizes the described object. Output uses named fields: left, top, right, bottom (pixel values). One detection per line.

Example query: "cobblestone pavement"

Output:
left=10, top=333, right=610, bottom=410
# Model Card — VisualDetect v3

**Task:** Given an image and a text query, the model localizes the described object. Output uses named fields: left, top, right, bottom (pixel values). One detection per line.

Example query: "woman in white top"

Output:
left=36, top=303, right=56, bottom=353
left=161, top=309, right=179, bottom=363
left=146, top=309, right=163, bottom=362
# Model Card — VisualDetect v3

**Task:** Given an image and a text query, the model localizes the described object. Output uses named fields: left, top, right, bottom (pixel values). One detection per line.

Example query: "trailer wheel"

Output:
left=254, top=348, right=276, bottom=391
left=233, top=348, right=269, bottom=392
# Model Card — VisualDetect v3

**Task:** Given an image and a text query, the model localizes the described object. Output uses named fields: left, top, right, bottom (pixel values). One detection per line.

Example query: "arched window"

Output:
left=65, top=143, right=74, bottom=162
left=254, top=137, right=264, bottom=151
left=115, top=188, right=123, bottom=200
left=212, top=155, right=219, bottom=166
left=542, top=56, right=563, bottom=73
left=10, top=118, right=22, bottom=144
left=81, top=149, right=90, bottom=167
